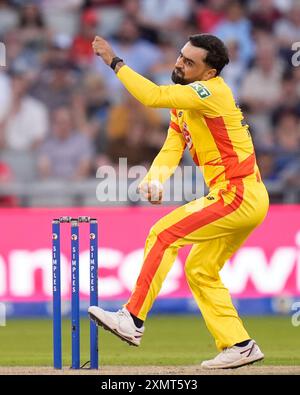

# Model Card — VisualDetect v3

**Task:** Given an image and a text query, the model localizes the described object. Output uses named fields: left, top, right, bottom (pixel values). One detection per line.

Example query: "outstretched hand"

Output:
left=92, top=36, right=116, bottom=66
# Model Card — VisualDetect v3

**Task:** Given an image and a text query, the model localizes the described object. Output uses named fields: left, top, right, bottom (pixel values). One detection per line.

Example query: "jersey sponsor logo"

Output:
left=190, top=83, right=211, bottom=99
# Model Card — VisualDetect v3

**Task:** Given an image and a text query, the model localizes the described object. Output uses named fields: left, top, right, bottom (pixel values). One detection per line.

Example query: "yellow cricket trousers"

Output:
left=125, top=177, right=269, bottom=350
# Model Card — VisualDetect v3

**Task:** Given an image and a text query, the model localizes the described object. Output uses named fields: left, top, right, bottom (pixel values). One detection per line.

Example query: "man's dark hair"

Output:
left=189, top=34, right=229, bottom=76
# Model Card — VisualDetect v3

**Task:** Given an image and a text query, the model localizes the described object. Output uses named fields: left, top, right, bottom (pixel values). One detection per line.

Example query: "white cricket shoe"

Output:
left=201, top=340, right=264, bottom=369
left=88, top=306, right=144, bottom=347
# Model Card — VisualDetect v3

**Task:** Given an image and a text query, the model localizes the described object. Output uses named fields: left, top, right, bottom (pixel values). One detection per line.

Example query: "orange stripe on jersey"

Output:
left=127, top=180, right=244, bottom=317
left=169, top=121, right=181, bottom=133
left=237, top=152, right=256, bottom=177
left=189, top=146, right=199, bottom=166
left=204, top=116, right=255, bottom=185
left=192, top=152, right=200, bottom=166
left=171, top=109, right=177, bottom=117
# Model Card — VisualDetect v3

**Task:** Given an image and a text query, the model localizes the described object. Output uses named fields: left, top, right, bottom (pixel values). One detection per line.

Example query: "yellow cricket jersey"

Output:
left=117, top=65, right=261, bottom=189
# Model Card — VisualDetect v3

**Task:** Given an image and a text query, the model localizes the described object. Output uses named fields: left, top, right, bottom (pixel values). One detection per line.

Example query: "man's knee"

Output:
left=147, top=223, right=175, bottom=246
left=145, top=226, right=169, bottom=253
left=185, top=258, right=204, bottom=285
left=185, top=259, right=218, bottom=286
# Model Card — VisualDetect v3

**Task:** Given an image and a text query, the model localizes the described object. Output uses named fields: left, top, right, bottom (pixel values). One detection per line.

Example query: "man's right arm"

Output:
left=116, top=65, right=202, bottom=110
left=92, top=36, right=217, bottom=113
left=139, top=110, right=186, bottom=203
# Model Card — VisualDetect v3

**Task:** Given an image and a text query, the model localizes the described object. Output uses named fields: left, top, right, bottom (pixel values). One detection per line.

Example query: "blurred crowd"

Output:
left=0, top=0, right=300, bottom=206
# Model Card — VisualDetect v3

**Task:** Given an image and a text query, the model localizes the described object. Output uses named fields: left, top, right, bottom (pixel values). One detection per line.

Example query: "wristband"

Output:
left=110, top=56, right=123, bottom=70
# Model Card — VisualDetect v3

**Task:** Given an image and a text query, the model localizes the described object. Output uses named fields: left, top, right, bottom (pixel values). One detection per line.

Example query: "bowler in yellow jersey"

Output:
left=88, top=34, right=269, bottom=369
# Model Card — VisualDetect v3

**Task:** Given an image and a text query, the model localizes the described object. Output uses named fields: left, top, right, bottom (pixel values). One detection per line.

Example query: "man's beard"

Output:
left=171, top=69, right=189, bottom=85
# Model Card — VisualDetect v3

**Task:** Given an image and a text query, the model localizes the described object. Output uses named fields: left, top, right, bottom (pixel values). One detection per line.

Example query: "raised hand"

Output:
left=92, top=36, right=116, bottom=66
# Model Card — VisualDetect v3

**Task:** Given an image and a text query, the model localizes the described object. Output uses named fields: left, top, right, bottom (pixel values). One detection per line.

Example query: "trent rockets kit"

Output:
left=117, top=66, right=269, bottom=350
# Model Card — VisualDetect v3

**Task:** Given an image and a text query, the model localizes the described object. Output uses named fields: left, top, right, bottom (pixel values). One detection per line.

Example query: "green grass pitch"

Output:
left=0, top=315, right=299, bottom=366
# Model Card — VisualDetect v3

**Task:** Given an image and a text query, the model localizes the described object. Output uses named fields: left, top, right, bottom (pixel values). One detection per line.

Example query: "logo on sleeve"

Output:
left=190, top=83, right=211, bottom=99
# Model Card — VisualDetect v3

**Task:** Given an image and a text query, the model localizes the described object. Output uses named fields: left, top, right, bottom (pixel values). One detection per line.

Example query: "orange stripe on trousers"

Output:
left=126, top=180, right=245, bottom=317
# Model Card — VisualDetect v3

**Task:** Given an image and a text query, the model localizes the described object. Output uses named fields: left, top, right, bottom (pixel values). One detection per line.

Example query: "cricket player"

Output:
left=88, top=34, right=269, bottom=369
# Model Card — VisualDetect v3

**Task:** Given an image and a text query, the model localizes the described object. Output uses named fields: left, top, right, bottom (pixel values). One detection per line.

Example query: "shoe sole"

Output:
left=202, top=355, right=264, bottom=370
left=88, top=312, right=139, bottom=347
left=221, top=355, right=264, bottom=369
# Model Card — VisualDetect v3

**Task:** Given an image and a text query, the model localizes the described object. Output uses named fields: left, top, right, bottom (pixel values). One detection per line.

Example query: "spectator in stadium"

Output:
left=71, top=8, right=100, bottom=68
left=138, top=0, right=192, bottom=40
left=0, top=68, right=49, bottom=151
left=195, top=0, right=226, bottom=33
left=150, top=35, right=180, bottom=86
left=250, top=0, right=282, bottom=31
left=275, top=0, right=300, bottom=48
left=42, top=34, right=74, bottom=68
left=70, top=73, right=110, bottom=157
left=99, top=92, right=164, bottom=167
left=18, top=2, right=49, bottom=51
left=0, top=0, right=18, bottom=36
left=31, top=58, right=79, bottom=111
left=4, top=28, right=40, bottom=72
left=92, top=15, right=162, bottom=98
left=272, top=70, right=300, bottom=123
left=220, top=39, right=245, bottom=99
left=37, top=106, right=93, bottom=180
left=40, top=0, right=83, bottom=36
left=213, top=0, right=254, bottom=66
left=256, top=148, right=278, bottom=182
left=240, top=38, right=283, bottom=147
left=279, top=158, right=300, bottom=194
left=150, top=35, right=181, bottom=124
left=273, top=111, right=300, bottom=174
